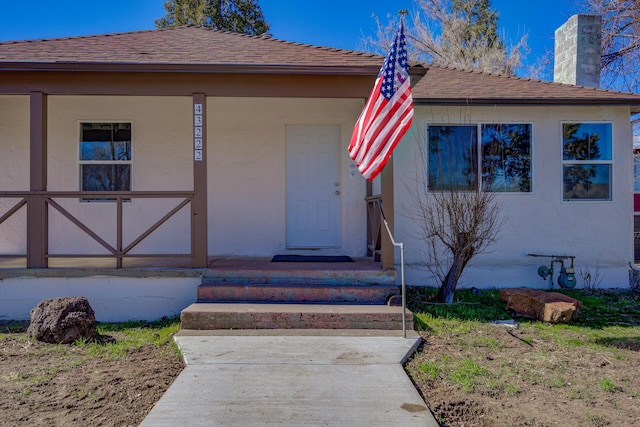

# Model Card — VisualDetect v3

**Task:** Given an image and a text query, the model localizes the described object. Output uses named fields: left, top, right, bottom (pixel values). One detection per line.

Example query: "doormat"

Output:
left=271, top=255, right=354, bottom=263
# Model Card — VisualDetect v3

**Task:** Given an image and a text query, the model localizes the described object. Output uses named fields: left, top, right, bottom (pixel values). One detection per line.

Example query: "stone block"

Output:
left=27, top=296, right=97, bottom=344
left=499, top=288, right=581, bottom=323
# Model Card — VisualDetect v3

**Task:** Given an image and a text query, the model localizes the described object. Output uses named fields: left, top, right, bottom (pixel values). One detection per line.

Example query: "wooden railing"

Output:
left=365, top=194, right=382, bottom=262
left=0, top=191, right=196, bottom=268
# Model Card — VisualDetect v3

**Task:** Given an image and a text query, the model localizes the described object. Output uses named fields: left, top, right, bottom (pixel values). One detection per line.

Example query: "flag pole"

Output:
left=399, top=9, right=408, bottom=27
left=377, top=200, right=407, bottom=339
left=349, top=11, right=413, bottom=338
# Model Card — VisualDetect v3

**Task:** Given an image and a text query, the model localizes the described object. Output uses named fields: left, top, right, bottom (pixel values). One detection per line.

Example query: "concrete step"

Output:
left=201, top=268, right=396, bottom=286
left=180, top=303, right=413, bottom=331
left=197, top=283, right=399, bottom=304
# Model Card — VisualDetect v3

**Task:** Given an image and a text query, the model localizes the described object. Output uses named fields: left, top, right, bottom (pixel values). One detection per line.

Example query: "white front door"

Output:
left=286, top=125, right=341, bottom=248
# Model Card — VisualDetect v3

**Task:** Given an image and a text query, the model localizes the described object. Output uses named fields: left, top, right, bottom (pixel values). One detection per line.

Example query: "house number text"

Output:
left=194, top=103, right=203, bottom=161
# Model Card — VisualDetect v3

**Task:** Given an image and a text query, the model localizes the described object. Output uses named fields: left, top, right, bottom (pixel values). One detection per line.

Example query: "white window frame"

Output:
left=426, top=123, right=478, bottom=191
left=426, top=122, right=533, bottom=193
left=561, top=121, right=613, bottom=203
left=78, top=121, right=133, bottom=203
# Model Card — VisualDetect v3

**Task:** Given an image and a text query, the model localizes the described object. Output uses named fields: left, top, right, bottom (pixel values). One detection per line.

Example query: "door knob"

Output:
left=335, top=190, right=341, bottom=195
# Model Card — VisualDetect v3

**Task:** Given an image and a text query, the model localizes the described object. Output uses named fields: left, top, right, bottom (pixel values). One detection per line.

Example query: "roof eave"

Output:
left=0, top=61, right=427, bottom=76
left=414, top=97, right=640, bottom=111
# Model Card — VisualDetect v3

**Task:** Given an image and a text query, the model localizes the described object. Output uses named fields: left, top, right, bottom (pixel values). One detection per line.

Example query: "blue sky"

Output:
left=0, top=0, right=580, bottom=75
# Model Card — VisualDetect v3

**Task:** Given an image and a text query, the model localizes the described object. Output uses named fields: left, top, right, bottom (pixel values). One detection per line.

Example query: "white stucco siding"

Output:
left=0, top=276, right=200, bottom=322
left=0, top=95, right=29, bottom=254
left=0, top=95, right=29, bottom=189
left=46, top=96, right=194, bottom=255
left=207, top=97, right=367, bottom=257
left=394, top=105, right=634, bottom=289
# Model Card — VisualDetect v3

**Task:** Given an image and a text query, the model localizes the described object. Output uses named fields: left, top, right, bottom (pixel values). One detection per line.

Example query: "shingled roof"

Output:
left=414, top=66, right=640, bottom=108
left=0, top=26, right=385, bottom=72
left=2, top=26, right=640, bottom=108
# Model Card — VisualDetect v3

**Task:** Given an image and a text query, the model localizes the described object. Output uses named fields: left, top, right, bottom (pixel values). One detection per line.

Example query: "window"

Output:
left=562, top=123, right=612, bottom=201
left=428, top=125, right=477, bottom=191
left=79, top=123, right=132, bottom=201
left=427, top=124, right=532, bottom=192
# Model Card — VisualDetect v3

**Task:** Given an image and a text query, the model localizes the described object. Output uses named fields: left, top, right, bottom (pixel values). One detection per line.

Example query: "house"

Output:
left=396, top=14, right=640, bottom=289
left=396, top=64, right=640, bottom=289
left=1, top=18, right=640, bottom=321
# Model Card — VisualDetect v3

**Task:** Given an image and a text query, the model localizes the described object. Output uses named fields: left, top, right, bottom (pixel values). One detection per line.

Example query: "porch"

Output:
left=0, top=92, right=402, bottom=324
left=0, top=255, right=389, bottom=278
left=0, top=256, right=410, bottom=331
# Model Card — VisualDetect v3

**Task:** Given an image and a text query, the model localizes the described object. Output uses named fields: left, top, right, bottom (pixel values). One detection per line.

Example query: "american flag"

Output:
left=349, top=20, right=414, bottom=181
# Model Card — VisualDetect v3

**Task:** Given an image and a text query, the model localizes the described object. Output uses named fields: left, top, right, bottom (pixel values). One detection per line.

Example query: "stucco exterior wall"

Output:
left=46, top=96, right=194, bottom=255
left=394, top=104, right=634, bottom=289
left=0, top=276, right=200, bottom=322
left=0, top=95, right=29, bottom=254
left=1, top=95, right=369, bottom=259
left=207, top=97, right=367, bottom=257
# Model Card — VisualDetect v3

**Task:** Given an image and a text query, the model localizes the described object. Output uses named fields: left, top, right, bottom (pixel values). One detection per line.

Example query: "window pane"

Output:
left=563, top=123, right=612, bottom=161
left=481, top=124, right=532, bottom=192
left=80, top=141, right=131, bottom=161
left=113, top=126, right=131, bottom=142
left=82, top=164, right=131, bottom=192
left=428, top=125, right=477, bottom=190
left=563, top=164, right=611, bottom=200
left=80, top=123, right=132, bottom=161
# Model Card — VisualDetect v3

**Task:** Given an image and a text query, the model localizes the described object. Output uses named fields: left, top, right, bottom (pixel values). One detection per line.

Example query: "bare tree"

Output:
left=580, top=0, right=640, bottom=131
left=407, top=128, right=505, bottom=303
left=580, top=0, right=640, bottom=94
left=360, top=0, right=528, bottom=75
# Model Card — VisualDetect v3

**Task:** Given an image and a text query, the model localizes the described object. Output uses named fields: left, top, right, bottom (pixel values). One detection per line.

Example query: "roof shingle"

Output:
left=413, top=66, right=640, bottom=104
left=0, top=26, right=383, bottom=67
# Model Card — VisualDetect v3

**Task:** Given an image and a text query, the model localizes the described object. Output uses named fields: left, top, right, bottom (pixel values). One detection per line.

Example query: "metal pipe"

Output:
left=378, top=200, right=407, bottom=339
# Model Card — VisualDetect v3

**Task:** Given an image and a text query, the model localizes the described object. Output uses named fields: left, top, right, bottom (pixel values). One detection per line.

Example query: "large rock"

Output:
left=500, top=288, right=581, bottom=323
left=27, top=297, right=97, bottom=344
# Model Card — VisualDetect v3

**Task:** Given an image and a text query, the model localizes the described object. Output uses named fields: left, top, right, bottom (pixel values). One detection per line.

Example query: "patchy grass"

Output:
left=0, top=320, right=29, bottom=338
left=76, top=317, right=182, bottom=360
left=598, top=377, right=620, bottom=393
left=408, top=287, right=511, bottom=322
left=405, top=287, right=640, bottom=426
left=562, top=289, right=640, bottom=328
left=0, top=316, right=184, bottom=426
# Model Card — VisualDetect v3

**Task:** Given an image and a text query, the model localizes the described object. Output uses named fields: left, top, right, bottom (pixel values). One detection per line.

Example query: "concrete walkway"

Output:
left=140, top=330, right=439, bottom=426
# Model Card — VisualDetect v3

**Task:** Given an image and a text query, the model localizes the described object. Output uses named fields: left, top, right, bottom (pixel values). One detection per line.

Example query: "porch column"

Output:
left=27, top=92, right=48, bottom=268
left=192, top=94, right=208, bottom=267
left=380, top=158, right=394, bottom=269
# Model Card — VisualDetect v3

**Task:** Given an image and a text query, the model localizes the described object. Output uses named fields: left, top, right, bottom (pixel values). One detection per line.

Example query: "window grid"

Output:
left=78, top=122, right=132, bottom=202
left=561, top=122, right=613, bottom=202
left=427, top=123, right=532, bottom=193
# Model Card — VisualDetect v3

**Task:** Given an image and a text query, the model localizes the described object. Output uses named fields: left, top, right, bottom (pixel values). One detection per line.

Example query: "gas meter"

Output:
left=528, top=254, right=577, bottom=289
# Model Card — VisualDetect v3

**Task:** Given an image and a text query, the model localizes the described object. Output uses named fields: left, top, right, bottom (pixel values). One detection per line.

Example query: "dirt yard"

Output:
left=1, top=289, right=639, bottom=427
left=398, top=286, right=640, bottom=426
left=406, top=318, right=640, bottom=426
left=0, top=322, right=184, bottom=427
